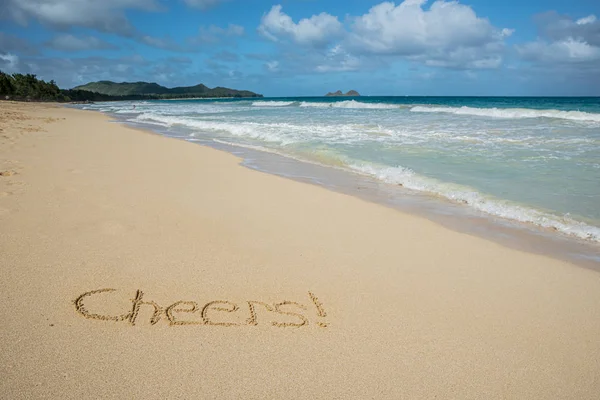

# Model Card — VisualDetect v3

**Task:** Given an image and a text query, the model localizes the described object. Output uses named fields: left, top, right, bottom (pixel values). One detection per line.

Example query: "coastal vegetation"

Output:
left=0, top=71, right=262, bottom=102
left=73, top=81, right=262, bottom=99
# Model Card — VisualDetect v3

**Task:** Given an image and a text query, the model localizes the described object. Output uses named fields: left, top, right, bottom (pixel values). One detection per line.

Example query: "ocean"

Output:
left=82, top=96, right=600, bottom=246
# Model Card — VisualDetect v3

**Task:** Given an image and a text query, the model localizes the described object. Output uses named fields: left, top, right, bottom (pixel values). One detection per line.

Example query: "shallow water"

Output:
left=83, top=96, right=600, bottom=245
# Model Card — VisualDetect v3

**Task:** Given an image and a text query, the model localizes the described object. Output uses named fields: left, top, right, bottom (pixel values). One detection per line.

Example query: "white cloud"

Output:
left=347, top=0, right=509, bottom=69
left=1, top=0, right=159, bottom=36
left=257, top=1, right=510, bottom=71
left=516, top=38, right=600, bottom=63
left=501, top=28, right=515, bottom=37
left=576, top=15, right=597, bottom=26
left=421, top=49, right=503, bottom=69
left=265, top=60, right=279, bottom=72
left=315, top=45, right=360, bottom=72
left=258, top=5, right=343, bottom=48
left=534, top=11, right=600, bottom=46
left=46, top=34, right=116, bottom=51
left=0, top=53, right=20, bottom=73
left=517, top=12, right=600, bottom=64
left=0, top=0, right=195, bottom=51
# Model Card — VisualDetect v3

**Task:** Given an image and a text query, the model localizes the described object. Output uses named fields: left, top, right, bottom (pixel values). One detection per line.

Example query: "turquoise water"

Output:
left=84, top=96, right=600, bottom=242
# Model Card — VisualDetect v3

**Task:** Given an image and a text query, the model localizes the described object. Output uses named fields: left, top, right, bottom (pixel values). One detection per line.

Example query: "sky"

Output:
left=0, top=0, right=599, bottom=96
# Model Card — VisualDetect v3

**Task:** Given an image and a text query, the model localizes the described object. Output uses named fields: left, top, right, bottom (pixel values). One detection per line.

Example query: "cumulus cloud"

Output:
left=413, top=43, right=504, bottom=69
left=314, top=45, right=360, bottom=73
left=347, top=0, right=510, bottom=68
left=0, top=0, right=159, bottom=36
left=45, top=34, right=117, bottom=51
left=0, top=0, right=231, bottom=51
left=257, top=1, right=511, bottom=71
left=0, top=53, right=20, bottom=73
left=265, top=60, right=279, bottom=72
left=536, top=11, right=600, bottom=46
left=517, top=38, right=600, bottom=63
left=258, top=5, right=343, bottom=48
left=516, top=12, right=600, bottom=64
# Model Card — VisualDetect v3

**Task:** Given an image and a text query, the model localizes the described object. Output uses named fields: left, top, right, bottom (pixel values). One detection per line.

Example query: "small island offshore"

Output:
left=325, top=90, right=361, bottom=97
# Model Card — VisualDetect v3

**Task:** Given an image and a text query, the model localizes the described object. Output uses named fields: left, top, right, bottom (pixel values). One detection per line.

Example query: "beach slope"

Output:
left=1, top=102, right=599, bottom=399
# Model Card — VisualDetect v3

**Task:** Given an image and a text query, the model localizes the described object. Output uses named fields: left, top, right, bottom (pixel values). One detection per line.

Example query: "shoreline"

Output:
left=218, top=139, right=600, bottom=270
left=111, top=110, right=600, bottom=271
left=93, top=99, right=600, bottom=248
left=2, top=102, right=600, bottom=399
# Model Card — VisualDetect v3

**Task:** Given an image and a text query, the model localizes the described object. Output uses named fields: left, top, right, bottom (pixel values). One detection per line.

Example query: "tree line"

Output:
left=0, top=71, right=262, bottom=103
left=0, top=71, right=164, bottom=102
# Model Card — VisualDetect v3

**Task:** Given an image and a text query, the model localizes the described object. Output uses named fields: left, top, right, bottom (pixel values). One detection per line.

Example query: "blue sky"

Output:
left=1, top=0, right=599, bottom=96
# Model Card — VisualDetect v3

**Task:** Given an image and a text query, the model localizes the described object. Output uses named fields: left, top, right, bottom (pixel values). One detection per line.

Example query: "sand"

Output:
left=1, top=101, right=599, bottom=399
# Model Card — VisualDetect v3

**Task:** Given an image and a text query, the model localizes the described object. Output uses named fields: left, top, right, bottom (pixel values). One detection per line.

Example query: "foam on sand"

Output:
left=349, top=163, right=600, bottom=242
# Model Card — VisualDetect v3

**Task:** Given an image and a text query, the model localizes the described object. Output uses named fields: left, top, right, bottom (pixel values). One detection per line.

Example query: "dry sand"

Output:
left=1, top=101, right=600, bottom=399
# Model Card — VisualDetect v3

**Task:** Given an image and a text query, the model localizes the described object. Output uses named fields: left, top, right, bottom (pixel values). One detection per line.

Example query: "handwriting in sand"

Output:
left=74, top=289, right=329, bottom=328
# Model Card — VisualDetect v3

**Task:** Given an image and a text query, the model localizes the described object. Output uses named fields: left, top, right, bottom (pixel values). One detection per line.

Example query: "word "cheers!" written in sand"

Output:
left=74, top=289, right=329, bottom=328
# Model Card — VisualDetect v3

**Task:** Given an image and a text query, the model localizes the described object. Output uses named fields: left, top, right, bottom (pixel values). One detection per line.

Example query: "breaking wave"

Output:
left=250, top=100, right=400, bottom=109
left=348, top=163, right=600, bottom=242
left=411, top=106, right=600, bottom=123
left=100, top=98, right=600, bottom=244
left=252, top=101, right=296, bottom=107
left=299, top=100, right=399, bottom=109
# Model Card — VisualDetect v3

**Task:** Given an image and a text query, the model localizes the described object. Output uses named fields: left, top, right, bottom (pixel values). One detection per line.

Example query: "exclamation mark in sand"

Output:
left=308, top=292, right=328, bottom=328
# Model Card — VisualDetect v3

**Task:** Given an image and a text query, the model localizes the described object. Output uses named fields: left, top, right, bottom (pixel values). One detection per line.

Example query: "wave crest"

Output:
left=350, top=163, right=600, bottom=242
left=252, top=101, right=296, bottom=107
left=300, top=100, right=398, bottom=109
left=411, top=105, right=600, bottom=122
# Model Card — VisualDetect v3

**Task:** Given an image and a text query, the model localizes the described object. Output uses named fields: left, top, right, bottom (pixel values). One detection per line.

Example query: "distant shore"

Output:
left=2, top=102, right=600, bottom=399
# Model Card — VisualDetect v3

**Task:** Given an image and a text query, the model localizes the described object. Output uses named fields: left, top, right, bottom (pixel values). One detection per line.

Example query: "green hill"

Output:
left=73, top=81, right=262, bottom=98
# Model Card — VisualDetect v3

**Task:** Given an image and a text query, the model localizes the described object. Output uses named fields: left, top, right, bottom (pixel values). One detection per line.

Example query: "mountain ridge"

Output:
left=73, top=81, right=262, bottom=98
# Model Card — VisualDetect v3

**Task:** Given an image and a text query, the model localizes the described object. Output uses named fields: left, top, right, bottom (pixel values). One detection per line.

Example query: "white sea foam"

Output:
left=252, top=101, right=296, bottom=107
left=97, top=100, right=600, bottom=244
left=207, top=136, right=600, bottom=242
left=134, top=112, right=397, bottom=144
left=299, top=100, right=398, bottom=109
left=411, top=105, right=600, bottom=122
left=135, top=113, right=300, bottom=144
left=349, top=163, right=600, bottom=242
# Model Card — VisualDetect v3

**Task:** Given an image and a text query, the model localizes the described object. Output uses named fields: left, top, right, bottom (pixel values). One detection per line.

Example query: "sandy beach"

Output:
left=1, top=101, right=600, bottom=399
